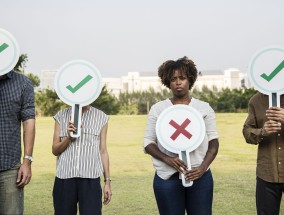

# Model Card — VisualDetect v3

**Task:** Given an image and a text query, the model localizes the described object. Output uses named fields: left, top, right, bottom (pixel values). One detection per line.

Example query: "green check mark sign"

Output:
left=66, top=74, right=93, bottom=93
left=0, top=43, right=9, bottom=53
left=261, top=60, right=284, bottom=82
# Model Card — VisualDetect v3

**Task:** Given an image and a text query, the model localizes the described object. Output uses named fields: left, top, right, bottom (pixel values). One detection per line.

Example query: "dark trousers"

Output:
left=153, top=169, right=213, bottom=215
left=53, top=177, right=102, bottom=215
left=256, top=177, right=284, bottom=215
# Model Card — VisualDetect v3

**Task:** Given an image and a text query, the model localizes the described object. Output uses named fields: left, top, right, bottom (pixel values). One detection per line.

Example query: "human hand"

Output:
left=67, top=121, right=77, bottom=137
left=16, top=161, right=32, bottom=188
left=184, top=165, right=206, bottom=181
left=163, top=156, right=188, bottom=174
left=103, top=184, right=112, bottom=205
left=266, top=107, right=284, bottom=124
left=262, top=120, right=281, bottom=136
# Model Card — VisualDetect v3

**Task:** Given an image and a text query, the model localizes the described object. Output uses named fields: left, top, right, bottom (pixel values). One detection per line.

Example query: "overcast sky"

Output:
left=1, top=0, right=283, bottom=77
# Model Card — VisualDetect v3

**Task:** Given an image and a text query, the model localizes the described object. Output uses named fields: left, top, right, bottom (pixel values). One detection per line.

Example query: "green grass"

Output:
left=23, top=114, right=284, bottom=214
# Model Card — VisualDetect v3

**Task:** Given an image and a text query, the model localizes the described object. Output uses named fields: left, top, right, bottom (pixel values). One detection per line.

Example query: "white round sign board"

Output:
left=0, top=28, right=20, bottom=76
left=248, top=46, right=284, bottom=95
left=156, top=105, right=206, bottom=153
left=54, top=60, right=103, bottom=106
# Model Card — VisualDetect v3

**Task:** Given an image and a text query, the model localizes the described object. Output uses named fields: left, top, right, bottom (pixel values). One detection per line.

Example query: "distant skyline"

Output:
left=1, top=0, right=284, bottom=77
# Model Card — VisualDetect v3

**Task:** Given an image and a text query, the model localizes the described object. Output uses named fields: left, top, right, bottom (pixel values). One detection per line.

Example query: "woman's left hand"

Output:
left=184, top=165, right=206, bottom=181
left=103, top=184, right=112, bottom=205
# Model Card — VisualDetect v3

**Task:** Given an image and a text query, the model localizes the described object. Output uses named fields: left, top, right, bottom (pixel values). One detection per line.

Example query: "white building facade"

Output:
left=40, top=68, right=249, bottom=97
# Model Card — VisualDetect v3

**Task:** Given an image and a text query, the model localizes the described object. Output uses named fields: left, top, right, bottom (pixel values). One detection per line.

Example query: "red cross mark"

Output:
left=169, top=118, right=192, bottom=141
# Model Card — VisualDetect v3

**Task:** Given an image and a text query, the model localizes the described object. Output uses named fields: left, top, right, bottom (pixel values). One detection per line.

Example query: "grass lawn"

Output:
left=23, top=113, right=284, bottom=214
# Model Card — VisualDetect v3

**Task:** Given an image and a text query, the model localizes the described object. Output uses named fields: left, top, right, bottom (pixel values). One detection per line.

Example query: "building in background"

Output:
left=40, top=68, right=249, bottom=97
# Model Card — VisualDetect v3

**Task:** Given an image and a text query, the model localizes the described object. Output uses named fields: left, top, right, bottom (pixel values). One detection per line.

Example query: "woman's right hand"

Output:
left=163, top=156, right=188, bottom=174
left=67, top=121, right=77, bottom=138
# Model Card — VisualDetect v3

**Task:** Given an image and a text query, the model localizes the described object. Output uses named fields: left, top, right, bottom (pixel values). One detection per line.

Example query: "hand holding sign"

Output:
left=54, top=60, right=102, bottom=137
left=156, top=105, right=206, bottom=187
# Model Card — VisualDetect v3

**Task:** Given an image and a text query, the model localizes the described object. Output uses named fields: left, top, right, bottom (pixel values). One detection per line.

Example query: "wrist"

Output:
left=260, top=128, right=267, bottom=137
left=104, top=177, right=111, bottom=184
left=23, top=155, right=33, bottom=163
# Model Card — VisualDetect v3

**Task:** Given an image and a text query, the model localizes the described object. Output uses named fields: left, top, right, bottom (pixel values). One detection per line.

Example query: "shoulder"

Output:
left=191, top=97, right=210, bottom=109
left=151, top=99, right=171, bottom=111
left=10, top=71, right=31, bottom=82
left=54, top=107, right=71, bottom=119
left=90, top=106, right=108, bottom=120
left=249, top=92, right=266, bottom=104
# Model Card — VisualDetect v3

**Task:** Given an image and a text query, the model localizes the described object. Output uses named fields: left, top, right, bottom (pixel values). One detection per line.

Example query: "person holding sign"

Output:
left=243, top=92, right=284, bottom=215
left=52, top=105, right=112, bottom=215
left=143, top=56, right=219, bottom=215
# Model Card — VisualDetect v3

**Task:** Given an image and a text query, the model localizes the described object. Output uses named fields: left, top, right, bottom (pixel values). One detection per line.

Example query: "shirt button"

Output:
left=279, top=147, right=282, bottom=150
left=278, top=134, right=281, bottom=136
left=279, top=162, right=281, bottom=165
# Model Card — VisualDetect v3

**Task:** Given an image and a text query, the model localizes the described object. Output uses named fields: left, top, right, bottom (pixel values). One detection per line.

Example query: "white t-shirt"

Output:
left=143, top=98, right=218, bottom=180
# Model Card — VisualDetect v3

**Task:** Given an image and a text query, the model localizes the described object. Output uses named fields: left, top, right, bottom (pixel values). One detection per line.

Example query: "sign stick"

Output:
left=179, top=150, right=193, bottom=187
left=269, top=92, right=280, bottom=107
left=70, top=103, right=82, bottom=138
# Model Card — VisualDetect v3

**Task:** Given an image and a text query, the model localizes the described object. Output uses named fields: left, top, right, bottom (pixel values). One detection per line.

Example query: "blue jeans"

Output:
left=153, top=169, right=213, bottom=215
left=0, top=163, right=23, bottom=215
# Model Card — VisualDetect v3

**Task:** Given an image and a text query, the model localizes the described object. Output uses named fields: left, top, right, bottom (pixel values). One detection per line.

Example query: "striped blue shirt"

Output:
left=0, top=71, right=35, bottom=171
left=54, top=106, right=108, bottom=179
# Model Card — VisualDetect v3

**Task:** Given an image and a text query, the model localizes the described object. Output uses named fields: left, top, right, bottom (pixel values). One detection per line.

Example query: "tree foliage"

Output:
left=35, top=89, right=67, bottom=116
left=91, top=86, right=120, bottom=115
left=118, top=87, right=258, bottom=114
left=14, top=54, right=41, bottom=87
left=35, top=86, right=120, bottom=116
left=14, top=54, right=28, bottom=73
left=26, top=73, right=40, bottom=87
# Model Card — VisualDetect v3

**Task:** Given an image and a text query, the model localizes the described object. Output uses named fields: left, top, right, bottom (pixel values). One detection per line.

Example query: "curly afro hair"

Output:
left=158, top=56, right=198, bottom=90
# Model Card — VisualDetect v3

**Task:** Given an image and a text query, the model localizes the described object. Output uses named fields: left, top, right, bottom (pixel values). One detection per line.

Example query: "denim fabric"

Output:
left=0, top=164, right=23, bottom=215
left=153, top=169, right=213, bottom=215
left=256, top=177, right=284, bottom=215
left=53, top=177, right=102, bottom=215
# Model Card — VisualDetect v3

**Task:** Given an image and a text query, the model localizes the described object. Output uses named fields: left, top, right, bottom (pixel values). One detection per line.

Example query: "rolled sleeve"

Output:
left=204, top=104, right=219, bottom=141
left=20, top=79, right=35, bottom=121
left=143, top=107, right=158, bottom=151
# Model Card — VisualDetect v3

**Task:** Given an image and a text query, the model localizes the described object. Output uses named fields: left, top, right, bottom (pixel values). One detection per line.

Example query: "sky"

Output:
left=1, top=0, right=284, bottom=78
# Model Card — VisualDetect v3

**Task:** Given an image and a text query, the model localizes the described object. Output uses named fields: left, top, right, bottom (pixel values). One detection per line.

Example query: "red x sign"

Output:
left=169, top=118, right=192, bottom=141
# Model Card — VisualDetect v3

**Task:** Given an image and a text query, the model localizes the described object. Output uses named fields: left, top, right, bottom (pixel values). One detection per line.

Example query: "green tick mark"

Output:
left=0, top=43, right=9, bottom=53
left=66, top=74, right=93, bottom=93
left=261, top=60, right=284, bottom=82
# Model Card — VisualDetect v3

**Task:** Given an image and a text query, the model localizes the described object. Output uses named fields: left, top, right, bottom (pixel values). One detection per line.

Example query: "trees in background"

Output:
left=14, top=53, right=40, bottom=87
left=118, top=87, right=257, bottom=115
left=34, top=85, right=257, bottom=116
left=14, top=54, right=257, bottom=116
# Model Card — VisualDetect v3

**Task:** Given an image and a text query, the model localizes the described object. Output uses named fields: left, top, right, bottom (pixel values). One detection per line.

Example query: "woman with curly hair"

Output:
left=144, top=56, right=219, bottom=215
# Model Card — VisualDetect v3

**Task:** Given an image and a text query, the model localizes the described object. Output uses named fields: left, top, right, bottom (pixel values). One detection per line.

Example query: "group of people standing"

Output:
left=0, top=56, right=283, bottom=215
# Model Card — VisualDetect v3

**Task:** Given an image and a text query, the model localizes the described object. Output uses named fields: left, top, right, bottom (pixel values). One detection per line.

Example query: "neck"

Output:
left=171, top=94, right=191, bottom=105
left=82, top=105, right=90, bottom=113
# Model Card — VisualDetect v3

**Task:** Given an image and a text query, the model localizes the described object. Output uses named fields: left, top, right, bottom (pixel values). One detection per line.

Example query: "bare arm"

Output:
left=186, top=138, right=219, bottom=181
left=52, top=121, right=75, bottom=156
left=100, top=123, right=112, bottom=205
left=17, top=118, right=35, bottom=187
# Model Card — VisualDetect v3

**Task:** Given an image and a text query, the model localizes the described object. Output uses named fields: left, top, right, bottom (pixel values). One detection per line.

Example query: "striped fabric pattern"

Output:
left=54, top=106, right=108, bottom=179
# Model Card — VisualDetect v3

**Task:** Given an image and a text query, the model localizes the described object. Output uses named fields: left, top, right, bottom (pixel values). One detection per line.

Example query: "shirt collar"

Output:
left=0, top=71, right=13, bottom=80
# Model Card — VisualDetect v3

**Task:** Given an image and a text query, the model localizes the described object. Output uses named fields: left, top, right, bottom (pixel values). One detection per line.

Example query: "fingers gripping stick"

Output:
left=71, top=104, right=82, bottom=138
left=179, top=150, right=193, bottom=187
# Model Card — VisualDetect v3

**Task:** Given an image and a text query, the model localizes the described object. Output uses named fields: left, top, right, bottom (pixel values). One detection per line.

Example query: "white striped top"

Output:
left=54, top=106, right=108, bottom=179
